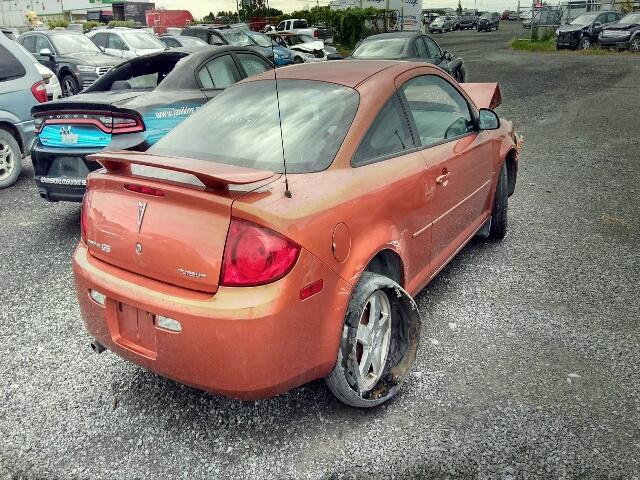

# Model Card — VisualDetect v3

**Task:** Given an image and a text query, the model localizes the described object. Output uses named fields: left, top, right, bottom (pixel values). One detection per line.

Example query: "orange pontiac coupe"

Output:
left=74, top=61, right=521, bottom=407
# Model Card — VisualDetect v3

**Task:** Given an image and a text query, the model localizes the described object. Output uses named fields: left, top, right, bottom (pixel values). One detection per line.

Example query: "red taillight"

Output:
left=124, top=184, right=165, bottom=197
left=32, top=111, right=145, bottom=134
left=313, top=30, right=318, bottom=37
left=220, top=218, right=300, bottom=287
left=80, top=193, right=89, bottom=245
left=31, top=81, right=47, bottom=103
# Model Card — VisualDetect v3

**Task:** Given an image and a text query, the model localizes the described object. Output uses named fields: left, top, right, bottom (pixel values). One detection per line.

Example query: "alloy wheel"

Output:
left=631, top=38, right=640, bottom=52
left=580, top=38, right=592, bottom=49
left=0, top=139, right=16, bottom=182
left=354, top=290, right=392, bottom=392
left=63, top=78, right=77, bottom=97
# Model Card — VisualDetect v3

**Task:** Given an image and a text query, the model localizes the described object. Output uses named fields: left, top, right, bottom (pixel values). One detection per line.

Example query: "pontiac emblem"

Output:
left=137, top=201, right=147, bottom=233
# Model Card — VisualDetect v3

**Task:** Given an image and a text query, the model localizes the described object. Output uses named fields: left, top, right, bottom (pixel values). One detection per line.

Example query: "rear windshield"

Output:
left=150, top=80, right=359, bottom=173
left=352, top=38, right=406, bottom=58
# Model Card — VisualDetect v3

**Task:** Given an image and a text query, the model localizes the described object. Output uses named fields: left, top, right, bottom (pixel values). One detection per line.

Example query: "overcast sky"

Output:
left=157, top=0, right=525, bottom=18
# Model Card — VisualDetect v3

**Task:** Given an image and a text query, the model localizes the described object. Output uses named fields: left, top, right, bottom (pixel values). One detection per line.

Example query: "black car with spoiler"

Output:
left=31, top=46, right=272, bottom=202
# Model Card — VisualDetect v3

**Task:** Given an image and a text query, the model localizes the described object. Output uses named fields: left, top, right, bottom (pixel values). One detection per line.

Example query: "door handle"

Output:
left=436, top=172, right=450, bottom=185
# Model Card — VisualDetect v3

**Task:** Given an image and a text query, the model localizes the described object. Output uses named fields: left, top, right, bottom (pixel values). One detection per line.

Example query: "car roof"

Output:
left=364, top=32, right=420, bottom=40
left=247, top=60, right=434, bottom=88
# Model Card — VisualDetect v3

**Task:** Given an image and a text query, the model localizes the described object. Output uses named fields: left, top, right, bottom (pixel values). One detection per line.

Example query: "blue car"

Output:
left=246, top=30, right=293, bottom=66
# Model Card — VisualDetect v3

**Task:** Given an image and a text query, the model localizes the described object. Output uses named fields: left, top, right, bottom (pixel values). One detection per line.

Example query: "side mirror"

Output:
left=98, top=46, right=106, bottom=53
left=39, top=48, right=52, bottom=57
left=594, top=21, right=602, bottom=27
left=441, top=50, right=453, bottom=61
left=478, top=108, right=500, bottom=130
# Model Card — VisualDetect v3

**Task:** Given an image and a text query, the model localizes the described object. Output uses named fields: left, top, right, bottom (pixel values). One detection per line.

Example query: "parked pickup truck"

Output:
left=274, top=19, right=334, bottom=43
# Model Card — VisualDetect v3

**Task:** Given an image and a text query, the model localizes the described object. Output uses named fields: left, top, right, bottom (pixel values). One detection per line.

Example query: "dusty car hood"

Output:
left=606, top=23, right=638, bottom=30
left=557, top=25, right=585, bottom=33
left=65, top=52, right=121, bottom=66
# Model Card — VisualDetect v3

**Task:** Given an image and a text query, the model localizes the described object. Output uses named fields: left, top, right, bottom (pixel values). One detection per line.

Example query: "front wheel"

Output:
left=61, top=73, right=80, bottom=97
left=325, top=272, right=421, bottom=407
left=579, top=37, right=592, bottom=50
left=630, top=36, right=640, bottom=52
left=488, top=161, right=508, bottom=240
left=293, top=56, right=304, bottom=64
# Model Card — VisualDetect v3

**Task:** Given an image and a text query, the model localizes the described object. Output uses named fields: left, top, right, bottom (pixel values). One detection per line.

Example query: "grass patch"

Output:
left=334, top=44, right=353, bottom=58
left=511, top=38, right=556, bottom=52
left=511, top=38, right=638, bottom=55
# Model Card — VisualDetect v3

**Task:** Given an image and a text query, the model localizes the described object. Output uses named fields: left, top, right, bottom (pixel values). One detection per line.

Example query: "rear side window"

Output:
left=91, top=32, right=107, bottom=48
left=151, top=80, right=359, bottom=173
left=293, top=20, right=307, bottom=28
left=197, top=55, right=240, bottom=89
left=236, top=53, right=271, bottom=77
left=353, top=95, right=414, bottom=166
left=161, top=37, right=179, bottom=48
left=0, top=45, right=27, bottom=82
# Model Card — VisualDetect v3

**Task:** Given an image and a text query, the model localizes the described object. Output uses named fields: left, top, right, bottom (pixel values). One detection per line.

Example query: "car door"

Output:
left=33, top=35, right=56, bottom=72
left=592, top=13, right=610, bottom=38
left=196, top=53, right=242, bottom=100
left=422, top=36, right=447, bottom=70
left=399, top=74, right=494, bottom=276
left=351, top=93, right=433, bottom=286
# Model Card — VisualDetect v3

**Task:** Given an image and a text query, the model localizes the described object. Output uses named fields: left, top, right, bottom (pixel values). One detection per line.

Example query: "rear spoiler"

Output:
left=460, top=83, right=502, bottom=110
left=88, top=151, right=275, bottom=189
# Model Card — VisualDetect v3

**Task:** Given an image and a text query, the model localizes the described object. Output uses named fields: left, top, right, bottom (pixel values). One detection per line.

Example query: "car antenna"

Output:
left=267, top=0, right=292, bottom=198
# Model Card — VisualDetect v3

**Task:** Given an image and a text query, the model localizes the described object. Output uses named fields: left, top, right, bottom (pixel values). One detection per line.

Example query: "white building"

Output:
left=0, top=0, right=151, bottom=28
left=329, top=0, right=424, bottom=31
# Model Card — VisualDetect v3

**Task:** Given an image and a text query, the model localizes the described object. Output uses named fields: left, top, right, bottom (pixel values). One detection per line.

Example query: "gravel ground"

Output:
left=1, top=23, right=639, bottom=479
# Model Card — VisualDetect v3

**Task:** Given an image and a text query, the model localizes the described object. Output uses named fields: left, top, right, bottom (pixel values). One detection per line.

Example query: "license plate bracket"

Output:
left=115, top=302, right=157, bottom=356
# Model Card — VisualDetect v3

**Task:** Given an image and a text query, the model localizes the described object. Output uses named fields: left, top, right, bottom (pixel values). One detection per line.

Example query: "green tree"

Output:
left=456, top=0, right=463, bottom=15
left=621, top=0, right=633, bottom=13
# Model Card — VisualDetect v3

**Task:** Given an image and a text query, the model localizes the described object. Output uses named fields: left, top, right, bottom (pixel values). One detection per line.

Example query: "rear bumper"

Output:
left=14, top=119, right=35, bottom=157
left=31, top=142, right=102, bottom=202
left=73, top=244, right=352, bottom=400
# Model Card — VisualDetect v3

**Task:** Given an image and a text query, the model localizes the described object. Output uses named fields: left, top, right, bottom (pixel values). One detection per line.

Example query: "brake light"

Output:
left=81, top=193, right=89, bottom=245
left=32, top=111, right=145, bottom=135
left=31, top=80, right=47, bottom=103
left=313, top=30, right=318, bottom=37
left=220, top=218, right=300, bottom=287
left=124, top=184, right=165, bottom=197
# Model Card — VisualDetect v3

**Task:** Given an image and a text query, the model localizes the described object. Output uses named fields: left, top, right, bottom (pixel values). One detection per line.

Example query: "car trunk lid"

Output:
left=83, top=151, right=276, bottom=293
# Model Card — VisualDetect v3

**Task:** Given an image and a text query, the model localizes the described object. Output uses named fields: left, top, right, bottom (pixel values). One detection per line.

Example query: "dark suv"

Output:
left=556, top=11, right=624, bottom=49
left=16, top=30, right=121, bottom=96
left=459, top=15, right=477, bottom=30
left=598, top=12, right=640, bottom=52
left=477, top=12, right=500, bottom=32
